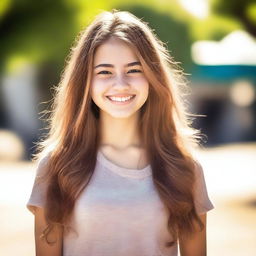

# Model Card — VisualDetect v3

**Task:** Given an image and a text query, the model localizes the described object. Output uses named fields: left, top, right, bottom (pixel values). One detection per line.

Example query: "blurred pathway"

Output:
left=0, top=143, right=255, bottom=256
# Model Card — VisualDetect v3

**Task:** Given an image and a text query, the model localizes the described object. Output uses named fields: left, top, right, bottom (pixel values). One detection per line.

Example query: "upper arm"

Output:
left=178, top=213, right=207, bottom=256
left=34, top=207, right=63, bottom=256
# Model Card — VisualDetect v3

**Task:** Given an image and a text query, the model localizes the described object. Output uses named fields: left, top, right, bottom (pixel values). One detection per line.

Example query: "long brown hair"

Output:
left=35, top=9, right=204, bottom=246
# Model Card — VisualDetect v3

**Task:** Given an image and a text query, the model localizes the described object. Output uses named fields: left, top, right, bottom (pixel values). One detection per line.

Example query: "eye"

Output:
left=97, top=70, right=112, bottom=75
left=128, top=69, right=142, bottom=73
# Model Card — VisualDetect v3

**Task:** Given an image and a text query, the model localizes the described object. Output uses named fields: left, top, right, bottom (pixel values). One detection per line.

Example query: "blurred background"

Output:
left=0, top=0, right=255, bottom=255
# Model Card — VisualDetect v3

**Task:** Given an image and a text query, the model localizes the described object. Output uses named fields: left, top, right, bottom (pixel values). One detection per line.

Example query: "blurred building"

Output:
left=190, top=30, right=256, bottom=145
left=0, top=63, right=41, bottom=160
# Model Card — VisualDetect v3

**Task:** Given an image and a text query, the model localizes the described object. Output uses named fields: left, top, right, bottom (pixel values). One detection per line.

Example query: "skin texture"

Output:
left=91, top=37, right=149, bottom=151
left=179, top=213, right=207, bottom=256
left=91, top=37, right=149, bottom=119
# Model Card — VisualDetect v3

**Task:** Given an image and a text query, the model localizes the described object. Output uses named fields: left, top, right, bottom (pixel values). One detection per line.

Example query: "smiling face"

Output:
left=91, top=37, right=149, bottom=119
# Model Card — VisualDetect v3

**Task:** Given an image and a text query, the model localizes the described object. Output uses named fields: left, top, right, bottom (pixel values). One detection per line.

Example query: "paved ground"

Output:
left=0, top=142, right=255, bottom=256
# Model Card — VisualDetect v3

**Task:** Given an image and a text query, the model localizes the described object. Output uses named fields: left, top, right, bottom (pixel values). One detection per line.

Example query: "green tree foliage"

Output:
left=190, top=14, right=242, bottom=41
left=0, top=0, right=77, bottom=73
left=211, top=0, right=256, bottom=37
left=1, top=0, right=254, bottom=79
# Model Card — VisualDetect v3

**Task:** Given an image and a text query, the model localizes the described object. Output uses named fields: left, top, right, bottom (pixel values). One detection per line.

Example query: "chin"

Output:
left=103, top=110, right=139, bottom=119
left=110, top=113, right=136, bottom=119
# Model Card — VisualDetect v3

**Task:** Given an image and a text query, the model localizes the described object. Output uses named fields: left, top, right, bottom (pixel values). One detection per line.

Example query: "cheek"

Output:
left=137, top=77, right=149, bottom=96
left=143, top=85, right=149, bottom=102
left=91, top=80, right=106, bottom=99
left=90, top=86, right=100, bottom=105
left=129, top=76, right=149, bottom=89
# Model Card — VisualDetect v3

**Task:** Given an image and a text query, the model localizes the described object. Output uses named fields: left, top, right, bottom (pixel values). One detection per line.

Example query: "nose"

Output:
left=112, top=74, right=130, bottom=89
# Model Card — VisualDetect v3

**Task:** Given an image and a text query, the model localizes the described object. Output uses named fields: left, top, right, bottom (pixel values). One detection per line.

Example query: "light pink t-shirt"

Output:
left=27, top=150, right=214, bottom=256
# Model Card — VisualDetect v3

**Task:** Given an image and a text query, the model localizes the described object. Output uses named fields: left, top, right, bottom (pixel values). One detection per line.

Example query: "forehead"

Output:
left=93, top=37, right=139, bottom=64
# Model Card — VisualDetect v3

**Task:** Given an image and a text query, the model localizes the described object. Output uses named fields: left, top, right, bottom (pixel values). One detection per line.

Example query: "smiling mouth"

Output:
left=106, top=95, right=136, bottom=103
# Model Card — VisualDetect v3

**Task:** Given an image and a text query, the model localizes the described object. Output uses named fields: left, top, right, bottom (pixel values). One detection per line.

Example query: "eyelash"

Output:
left=129, top=69, right=142, bottom=73
left=97, top=69, right=142, bottom=75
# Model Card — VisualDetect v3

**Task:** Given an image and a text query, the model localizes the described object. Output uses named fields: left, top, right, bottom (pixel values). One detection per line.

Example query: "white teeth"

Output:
left=108, top=96, right=134, bottom=102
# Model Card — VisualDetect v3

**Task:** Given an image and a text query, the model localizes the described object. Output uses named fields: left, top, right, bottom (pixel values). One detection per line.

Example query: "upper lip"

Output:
left=106, top=94, right=135, bottom=97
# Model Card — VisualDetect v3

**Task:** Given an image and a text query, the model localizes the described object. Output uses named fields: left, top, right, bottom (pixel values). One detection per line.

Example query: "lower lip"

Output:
left=106, top=96, right=136, bottom=105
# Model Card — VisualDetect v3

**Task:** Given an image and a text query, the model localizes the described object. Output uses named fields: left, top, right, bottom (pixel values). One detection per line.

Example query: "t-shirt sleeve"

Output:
left=193, top=160, right=214, bottom=215
left=26, top=153, right=50, bottom=215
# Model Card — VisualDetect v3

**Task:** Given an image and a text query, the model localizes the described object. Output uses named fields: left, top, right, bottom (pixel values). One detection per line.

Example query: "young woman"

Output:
left=27, top=10, right=214, bottom=256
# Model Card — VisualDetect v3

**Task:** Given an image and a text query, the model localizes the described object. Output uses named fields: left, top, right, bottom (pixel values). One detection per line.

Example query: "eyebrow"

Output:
left=94, top=61, right=141, bottom=69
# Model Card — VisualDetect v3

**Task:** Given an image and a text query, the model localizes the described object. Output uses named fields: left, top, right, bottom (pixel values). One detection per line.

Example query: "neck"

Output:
left=99, top=111, right=141, bottom=150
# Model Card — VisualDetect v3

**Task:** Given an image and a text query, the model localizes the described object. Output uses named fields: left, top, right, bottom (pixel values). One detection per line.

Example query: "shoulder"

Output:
left=190, top=158, right=207, bottom=192
left=34, top=151, right=53, bottom=180
left=192, top=158, right=204, bottom=176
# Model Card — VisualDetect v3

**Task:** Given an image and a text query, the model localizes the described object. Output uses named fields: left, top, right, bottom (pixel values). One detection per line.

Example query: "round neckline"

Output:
left=97, top=150, right=152, bottom=179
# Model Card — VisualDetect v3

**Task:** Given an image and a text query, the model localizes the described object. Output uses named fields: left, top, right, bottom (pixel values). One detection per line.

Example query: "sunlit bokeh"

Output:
left=192, top=30, right=256, bottom=65
left=178, top=0, right=209, bottom=19
left=230, top=80, right=255, bottom=107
